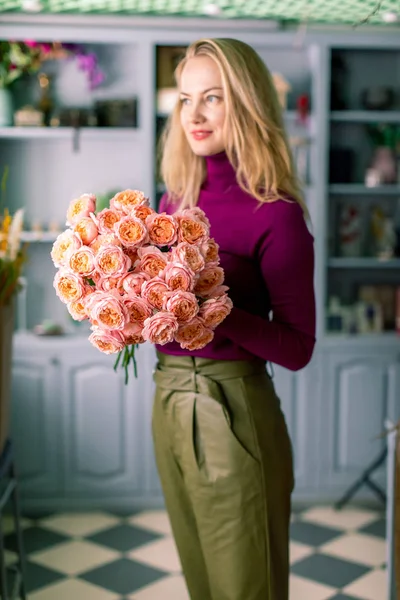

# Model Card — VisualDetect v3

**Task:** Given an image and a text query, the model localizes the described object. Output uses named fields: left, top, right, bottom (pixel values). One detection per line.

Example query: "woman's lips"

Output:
left=191, top=131, right=212, bottom=140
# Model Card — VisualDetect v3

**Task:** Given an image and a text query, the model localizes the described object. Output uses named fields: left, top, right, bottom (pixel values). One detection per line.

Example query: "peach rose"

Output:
left=133, top=205, right=155, bottom=222
left=74, top=216, right=99, bottom=245
left=137, top=246, right=169, bottom=278
left=51, top=229, right=82, bottom=268
left=114, top=215, right=148, bottom=247
left=162, top=262, right=195, bottom=292
left=201, top=238, right=220, bottom=264
left=142, top=311, right=179, bottom=345
left=171, top=242, right=205, bottom=273
left=95, top=275, right=121, bottom=293
left=181, top=327, right=214, bottom=351
left=199, top=295, right=233, bottom=329
left=95, top=245, right=131, bottom=278
left=122, top=322, right=145, bottom=345
left=110, top=189, right=149, bottom=215
left=141, top=277, right=170, bottom=310
left=53, top=270, right=85, bottom=304
left=163, top=290, right=199, bottom=324
left=123, top=296, right=153, bottom=324
left=66, top=193, right=96, bottom=226
left=175, top=209, right=210, bottom=245
left=90, top=292, right=129, bottom=330
left=182, top=207, right=210, bottom=227
left=68, top=247, right=96, bottom=277
left=89, top=328, right=126, bottom=354
left=93, top=208, right=120, bottom=234
left=67, top=297, right=89, bottom=321
left=146, top=212, right=178, bottom=246
left=194, top=264, right=225, bottom=297
left=208, top=284, right=230, bottom=298
left=83, top=290, right=105, bottom=315
left=90, top=233, right=121, bottom=255
left=123, top=246, right=139, bottom=265
left=174, top=316, right=205, bottom=345
left=121, top=271, right=150, bottom=296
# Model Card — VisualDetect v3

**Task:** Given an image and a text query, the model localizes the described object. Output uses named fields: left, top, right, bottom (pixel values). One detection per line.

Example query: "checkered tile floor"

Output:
left=3, top=504, right=387, bottom=599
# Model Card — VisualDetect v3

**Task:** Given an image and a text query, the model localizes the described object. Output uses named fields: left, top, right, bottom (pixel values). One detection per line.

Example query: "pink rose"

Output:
left=67, top=297, right=89, bottom=322
left=66, top=193, right=96, bottom=226
left=114, top=215, right=148, bottom=247
left=51, top=229, right=82, bottom=268
left=174, top=316, right=206, bottom=345
left=162, top=262, right=195, bottom=292
left=181, top=207, right=210, bottom=228
left=89, top=328, right=126, bottom=354
left=123, top=296, right=153, bottom=324
left=120, top=271, right=150, bottom=296
left=199, top=294, right=233, bottom=329
left=208, top=284, right=230, bottom=298
left=95, top=245, right=131, bottom=278
left=122, top=322, right=145, bottom=345
left=53, top=270, right=85, bottom=304
left=170, top=242, right=205, bottom=273
left=142, top=312, right=179, bottom=345
left=137, top=246, right=169, bottom=278
left=90, top=233, right=121, bottom=255
left=92, top=208, right=120, bottom=234
left=74, top=216, right=99, bottom=245
left=141, top=277, right=170, bottom=310
left=181, top=327, right=214, bottom=351
left=175, top=209, right=210, bottom=245
left=110, top=189, right=149, bottom=215
left=95, top=275, right=121, bottom=293
left=89, top=292, right=129, bottom=331
left=146, top=212, right=178, bottom=246
left=163, top=290, right=199, bottom=323
left=193, top=264, right=225, bottom=297
left=68, top=247, right=96, bottom=277
left=201, top=238, right=220, bottom=264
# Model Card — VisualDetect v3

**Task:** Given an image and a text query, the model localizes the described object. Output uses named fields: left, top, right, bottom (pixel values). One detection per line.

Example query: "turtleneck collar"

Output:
left=203, top=151, right=237, bottom=193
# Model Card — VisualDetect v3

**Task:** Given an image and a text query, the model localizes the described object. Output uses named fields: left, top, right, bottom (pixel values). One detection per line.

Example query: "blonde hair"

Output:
left=160, top=38, right=308, bottom=216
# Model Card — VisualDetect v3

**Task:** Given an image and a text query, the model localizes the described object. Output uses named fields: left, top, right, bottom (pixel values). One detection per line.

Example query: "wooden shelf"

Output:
left=329, top=184, right=400, bottom=195
left=330, top=110, right=400, bottom=123
left=328, top=257, right=400, bottom=268
left=0, top=126, right=141, bottom=140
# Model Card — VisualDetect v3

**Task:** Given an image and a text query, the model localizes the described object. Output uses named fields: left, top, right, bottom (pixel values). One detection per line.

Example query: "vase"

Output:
left=0, top=87, right=13, bottom=126
left=369, top=146, right=397, bottom=184
left=0, top=303, right=14, bottom=455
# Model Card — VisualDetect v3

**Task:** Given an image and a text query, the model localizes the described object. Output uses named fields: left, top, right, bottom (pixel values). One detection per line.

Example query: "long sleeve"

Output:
left=218, top=201, right=316, bottom=371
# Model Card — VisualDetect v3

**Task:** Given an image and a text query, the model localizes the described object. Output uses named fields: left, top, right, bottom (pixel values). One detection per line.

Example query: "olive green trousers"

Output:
left=152, top=352, right=294, bottom=600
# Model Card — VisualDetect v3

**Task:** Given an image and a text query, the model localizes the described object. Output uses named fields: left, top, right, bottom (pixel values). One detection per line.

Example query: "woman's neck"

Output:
left=203, top=151, right=237, bottom=193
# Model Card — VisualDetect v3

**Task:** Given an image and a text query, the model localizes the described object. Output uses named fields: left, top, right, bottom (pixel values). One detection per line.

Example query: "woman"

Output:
left=153, top=38, right=316, bottom=600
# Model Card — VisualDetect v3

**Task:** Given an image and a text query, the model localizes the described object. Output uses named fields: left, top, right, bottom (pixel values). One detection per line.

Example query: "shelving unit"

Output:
left=0, top=126, right=141, bottom=139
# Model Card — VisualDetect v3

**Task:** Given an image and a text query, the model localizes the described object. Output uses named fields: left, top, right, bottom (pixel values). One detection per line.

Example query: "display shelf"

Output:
left=0, top=126, right=141, bottom=140
left=323, top=331, right=399, bottom=347
left=328, top=257, right=400, bottom=269
left=330, top=111, right=400, bottom=123
left=20, top=231, right=60, bottom=243
left=329, top=184, right=400, bottom=195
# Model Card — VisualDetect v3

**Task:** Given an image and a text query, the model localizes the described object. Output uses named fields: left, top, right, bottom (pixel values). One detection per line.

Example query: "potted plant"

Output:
left=0, top=167, right=26, bottom=452
left=0, top=40, right=105, bottom=126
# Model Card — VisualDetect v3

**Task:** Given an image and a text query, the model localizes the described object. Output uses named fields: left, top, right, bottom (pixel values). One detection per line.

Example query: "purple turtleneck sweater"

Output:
left=156, top=152, right=316, bottom=371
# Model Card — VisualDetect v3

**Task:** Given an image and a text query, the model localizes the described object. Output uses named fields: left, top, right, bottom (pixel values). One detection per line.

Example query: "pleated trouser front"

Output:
left=152, top=351, right=294, bottom=600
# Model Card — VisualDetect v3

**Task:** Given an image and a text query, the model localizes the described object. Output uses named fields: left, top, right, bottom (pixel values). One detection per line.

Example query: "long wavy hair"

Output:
left=159, top=38, right=308, bottom=216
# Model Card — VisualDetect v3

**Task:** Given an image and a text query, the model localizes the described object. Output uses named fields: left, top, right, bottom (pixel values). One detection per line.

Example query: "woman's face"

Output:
left=179, top=55, right=226, bottom=157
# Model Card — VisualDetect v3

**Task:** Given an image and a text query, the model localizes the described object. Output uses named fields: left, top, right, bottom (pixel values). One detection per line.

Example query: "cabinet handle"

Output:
left=51, top=357, right=60, bottom=366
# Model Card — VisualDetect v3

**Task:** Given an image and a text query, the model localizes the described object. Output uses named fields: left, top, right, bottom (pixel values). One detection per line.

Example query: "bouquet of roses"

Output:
left=51, top=189, right=233, bottom=382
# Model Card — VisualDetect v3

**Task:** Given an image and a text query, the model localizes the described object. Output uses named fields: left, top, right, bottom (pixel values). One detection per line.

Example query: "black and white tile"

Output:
left=2, top=504, right=388, bottom=599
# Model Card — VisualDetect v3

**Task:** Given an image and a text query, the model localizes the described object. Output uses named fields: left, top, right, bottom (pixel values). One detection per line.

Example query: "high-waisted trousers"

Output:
left=152, top=351, right=294, bottom=600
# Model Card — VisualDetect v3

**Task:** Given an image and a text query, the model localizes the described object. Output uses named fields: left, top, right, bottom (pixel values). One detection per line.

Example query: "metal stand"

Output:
left=334, top=446, right=387, bottom=510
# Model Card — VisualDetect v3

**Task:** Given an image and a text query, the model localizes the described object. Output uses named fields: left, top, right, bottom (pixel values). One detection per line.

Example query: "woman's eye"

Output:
left=180, top=97, right=190, bottom=105
left=207, top=95, right=219, bottom=103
